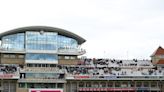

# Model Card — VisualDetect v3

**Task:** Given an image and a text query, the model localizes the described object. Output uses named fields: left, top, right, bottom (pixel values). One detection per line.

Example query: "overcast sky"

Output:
left=0, top=0, right=164, bottom=59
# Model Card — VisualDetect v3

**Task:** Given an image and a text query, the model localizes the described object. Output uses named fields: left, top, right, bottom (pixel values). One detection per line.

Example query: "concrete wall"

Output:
left=1, top=58, right=24, bottom=65
left=16, top=88, right=28, bottom=92
left=0, top=54, right=25, bottom=65
left=59, top=59, right=79, bottom=65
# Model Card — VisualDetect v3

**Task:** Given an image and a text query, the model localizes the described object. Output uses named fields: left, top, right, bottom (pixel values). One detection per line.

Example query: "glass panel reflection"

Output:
left=58, top=35, right=78, bottom=51
left=26, top=53, right=58, bottom=61
left=26, top=31, right=57, bottom=51
left=2, top=33, right=25, bottom=50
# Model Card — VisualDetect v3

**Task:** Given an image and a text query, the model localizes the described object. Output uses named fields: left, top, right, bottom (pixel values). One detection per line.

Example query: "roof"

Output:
left=157, top=59, right=164, bottom=64
left=0, top=26, right=86, bottom=45
left=151, top=46, right=164, bottom=56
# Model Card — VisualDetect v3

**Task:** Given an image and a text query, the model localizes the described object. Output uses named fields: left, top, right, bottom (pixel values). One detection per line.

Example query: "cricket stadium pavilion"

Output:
left=0, top=26, right=163, bottom=92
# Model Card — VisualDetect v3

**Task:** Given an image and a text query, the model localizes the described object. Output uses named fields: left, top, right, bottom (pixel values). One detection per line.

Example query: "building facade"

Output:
left=0, top=26, right=163, bottom=92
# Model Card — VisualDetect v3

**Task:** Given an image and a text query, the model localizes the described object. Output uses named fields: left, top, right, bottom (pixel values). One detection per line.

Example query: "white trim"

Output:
left=25, top=60, right=58, bottom=64
left=29, top=89, right=63, bottom=92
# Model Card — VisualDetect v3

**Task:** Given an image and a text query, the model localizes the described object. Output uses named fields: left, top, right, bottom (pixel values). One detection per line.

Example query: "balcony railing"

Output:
left=0, top=47, right=25, bottom=53
left=0, top=47, right=86, bottom=55
left=20, top=67, right=65, bottom=73
left=18, top=78, right=66, bottom=83
left=66, top=75, right=164, bottom=80
left=78, top=87, right=160, bottom=91
left=58, top=48, right=86, bottom=55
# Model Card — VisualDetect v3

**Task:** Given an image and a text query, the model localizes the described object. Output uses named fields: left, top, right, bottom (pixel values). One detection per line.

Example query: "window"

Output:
left=3, top=54, right=16, bottom=58
left=151, top=81, right=157, bottom=87
left=3, top=54, right=9, bottom=58
left=2, top=33, right=25, bottom=51
left=42, top=64, right=46, bottom=67
left=100, top=82, right=106, bottom=88
left=26, top=73, right=60, bottom=79
left=27, top=83, right=34, bottom=88
left=26, top=53, right=58, bottom=61
left=18, top=55, right=24, bottom=58
left=57, top=83, right=63, bottom=88
left=93, top=82, right=99, bottom=87
left=19, top=83, right=25, bottom=88
left=70, top=56, right=75, bottom=59
left=10, top=55, right=16, bottom=58
left=86, top=82, right=91, bottom=87
left=58, top=35, right=78, bottom=51
left=115, top=82, right=121, bottom=87
left=26, top=32, right=57, bottom=51
left=129, top=81, right=135, bottom=87
left=59, top=56, right=62, bottom=59
left=79, top=82, right=84, bottom=87
left=27, top=64, right=34, bottom=67
left=136, top=82, right=142, bottom=87
left=50, top=64, right=55, bottom=67
left=121, top=82, right=128, bottom=87
left=108, top=82, right=113, bottom=87
left=65, top=56, right=70, bottom=59
left=143, top=82, right=149, bottom=87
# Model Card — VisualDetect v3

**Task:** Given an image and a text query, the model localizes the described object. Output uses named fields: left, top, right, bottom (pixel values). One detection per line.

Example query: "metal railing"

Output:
left=66, top=75, right=164, bottom=80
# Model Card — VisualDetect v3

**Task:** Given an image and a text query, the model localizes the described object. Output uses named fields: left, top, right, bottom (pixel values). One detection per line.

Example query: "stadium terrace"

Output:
left=0, top=26, right=163, bottom=92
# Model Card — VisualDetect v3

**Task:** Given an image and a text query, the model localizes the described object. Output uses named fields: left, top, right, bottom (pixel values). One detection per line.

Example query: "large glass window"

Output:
left=26, top=31, right=57, bottom=51
left=26, top=53, right=58, bottom=61
left=1, top=31, right=79, bottom=53
left=26, top=73, right=60, bottom=79
left=58, top=35, right=78, bottom=51
left=2, top=33, right=25, bottom=50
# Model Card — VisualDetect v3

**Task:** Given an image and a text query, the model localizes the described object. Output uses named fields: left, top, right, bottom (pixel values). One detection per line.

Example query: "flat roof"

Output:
left=0, top=26, right=86, bottom=44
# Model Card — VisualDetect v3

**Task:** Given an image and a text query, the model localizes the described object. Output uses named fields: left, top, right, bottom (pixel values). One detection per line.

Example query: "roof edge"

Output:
left=0, top=26, right=86, bottom=44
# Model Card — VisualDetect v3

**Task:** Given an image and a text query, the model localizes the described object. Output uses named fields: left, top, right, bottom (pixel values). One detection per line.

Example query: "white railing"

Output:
left=58, top=48, right=86, bottom=55
left=18, top=78, right=66, bottom=83
left=66, top=75, right=164, bottom=80
left=20, top=67, right=65, bottom=73
left=0, top=47, right=25, bottom=53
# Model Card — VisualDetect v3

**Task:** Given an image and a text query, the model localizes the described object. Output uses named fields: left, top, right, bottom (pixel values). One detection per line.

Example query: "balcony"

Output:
left=20, top=67, right=65, bottom=73
left=0, top=47, right=25, bottom=53
left=66, top=75, right=164, bottom=80
left=58, top=48, right=86, bottom=55
left=18, top=78, right=66, bottom=83
left=78, top=87, right=136, bottom=91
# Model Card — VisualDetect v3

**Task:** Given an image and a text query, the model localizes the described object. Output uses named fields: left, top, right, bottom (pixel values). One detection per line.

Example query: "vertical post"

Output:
left=9, top=81, right=10, bottom=92
left=70, top=82, right=72, bottom=92
left=77, top=81, right=79, bottom=92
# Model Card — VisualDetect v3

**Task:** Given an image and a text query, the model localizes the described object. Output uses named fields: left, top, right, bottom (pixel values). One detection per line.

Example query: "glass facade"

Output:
left=26, top=73, right=60, bottom=79
left=26, top=31, right=57, bottom=51
left=26, top=53, right=58, bottom=61
left=1, top=31, right=80, bottom=63
left=1, top=31, right=79, bottom=52
left=58, top=35, right=78, bottom=51
left=2, top=33, right=25, bottom=51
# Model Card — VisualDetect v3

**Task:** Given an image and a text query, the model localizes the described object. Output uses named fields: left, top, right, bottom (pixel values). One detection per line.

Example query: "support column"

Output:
left=9, top=81, right=10, bottom=92
left=113, top=81, right=115, bottom=88
left=70, top=82, right=72, bottom=92
left=149, top=81, right=151, bottom=91
left=77, top=81, right=79, bottom=92
left=63, top=83, right=67, bottom=92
